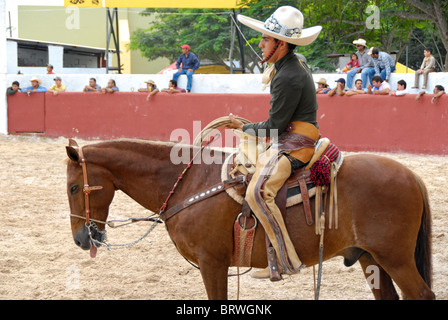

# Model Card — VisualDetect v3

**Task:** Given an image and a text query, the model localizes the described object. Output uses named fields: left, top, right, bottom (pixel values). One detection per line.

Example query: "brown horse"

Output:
left=66, top=139, right=435, bottom=300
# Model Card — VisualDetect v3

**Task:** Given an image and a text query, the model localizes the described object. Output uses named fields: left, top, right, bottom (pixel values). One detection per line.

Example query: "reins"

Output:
left=69, top=131, right=222, bottom=251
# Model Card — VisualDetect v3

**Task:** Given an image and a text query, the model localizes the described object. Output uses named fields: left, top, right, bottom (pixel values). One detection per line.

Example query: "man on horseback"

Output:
left=228, top=6, right=322, bottom=278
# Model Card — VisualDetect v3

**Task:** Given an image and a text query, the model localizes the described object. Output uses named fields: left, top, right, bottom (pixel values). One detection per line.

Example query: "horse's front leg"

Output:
left=199, top=259, right=229, bottom=300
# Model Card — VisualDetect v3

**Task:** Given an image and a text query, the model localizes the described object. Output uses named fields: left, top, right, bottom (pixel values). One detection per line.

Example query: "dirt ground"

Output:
left=0, top=134, right=447, bottom=300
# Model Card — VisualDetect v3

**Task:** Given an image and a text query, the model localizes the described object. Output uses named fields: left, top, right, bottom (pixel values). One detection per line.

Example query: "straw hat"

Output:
left=353, top=39, right=367, bottom=47
left=315, top=78, right=328, bottom=86
left=237, top=6, right=322, bottom=46
left=30, top=76, right=42, bottom=85
left=144, top=80, right=156, bottom=85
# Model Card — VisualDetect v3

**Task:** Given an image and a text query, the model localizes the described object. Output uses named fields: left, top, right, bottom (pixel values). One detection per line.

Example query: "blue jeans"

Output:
left=361, top=67, right=375, bottom=88
left=347, top=67, right=375, bottom=89
left=173, top=69, right=195, bottom=91
left=377, top=66, right=396, bottom=81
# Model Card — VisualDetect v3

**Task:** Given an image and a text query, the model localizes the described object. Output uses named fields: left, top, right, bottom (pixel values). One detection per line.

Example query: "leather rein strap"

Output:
left=77, top=147, right=103, bottom=225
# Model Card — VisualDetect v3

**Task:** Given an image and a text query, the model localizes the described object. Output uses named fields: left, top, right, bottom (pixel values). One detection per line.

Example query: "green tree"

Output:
left=130, top=9, right=237, bottom=69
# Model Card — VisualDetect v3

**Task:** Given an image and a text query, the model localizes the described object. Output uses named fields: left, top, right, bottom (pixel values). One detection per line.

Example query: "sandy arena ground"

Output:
left=0, top=134, right=447, bottom=300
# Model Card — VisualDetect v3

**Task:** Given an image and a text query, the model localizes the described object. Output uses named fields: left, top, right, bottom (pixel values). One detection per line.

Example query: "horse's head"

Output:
left=66, top=139, right=116, bottom=257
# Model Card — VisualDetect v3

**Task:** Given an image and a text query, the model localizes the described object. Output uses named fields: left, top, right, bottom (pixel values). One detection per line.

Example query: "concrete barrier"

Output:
left=6, top=91, right=448, bottom=155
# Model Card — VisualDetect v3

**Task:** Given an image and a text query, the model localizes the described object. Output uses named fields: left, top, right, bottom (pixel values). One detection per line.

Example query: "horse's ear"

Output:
left=68, top=139, right=79, bottom=147
left=66, top=146, right=80, bottom=163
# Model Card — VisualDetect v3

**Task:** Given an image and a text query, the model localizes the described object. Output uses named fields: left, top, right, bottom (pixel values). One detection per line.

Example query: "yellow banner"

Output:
left=104, top=0, right=242, bottom=8
left=64, top=0, right=103, bottom=7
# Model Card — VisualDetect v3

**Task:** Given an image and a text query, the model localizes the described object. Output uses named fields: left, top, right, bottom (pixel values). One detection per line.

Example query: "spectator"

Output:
left=346, top=38, right=375, bottom=89
left=389, top=80, right=409, bottom=96
left=415, top=85, right=445, bottom=104
left=83, top=78, right=101, bottom=92
left=412, top=48, right=436, bottom=90
left=173, top=44, right=200, bottom=93
left=367, top=75, right=390, bottom=95
left=161, top=80, right=186, bottom=94
left=138, top=80, right=159, bottom=101
left=6, top=81, right=21, bottom=96
left=315, top=78, right=331, bottom=94
left=328, top=78, right=347, bottom=96
left=46, top=64, right=55, bottom=74
left=342, top=53, right=359, bottom=73
left=346, top=79, right=367, bottom=96
left=102, top=79, right=119, bottom=93
left=25, top=77, right=47, bottom=94
left=369, top=47, right=396, bottom=82
left=48, top=76, right=66, bottom=95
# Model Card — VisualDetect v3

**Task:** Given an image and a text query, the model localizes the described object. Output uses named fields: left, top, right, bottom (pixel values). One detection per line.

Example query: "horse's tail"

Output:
left=413, top=173, right=433, bottom=289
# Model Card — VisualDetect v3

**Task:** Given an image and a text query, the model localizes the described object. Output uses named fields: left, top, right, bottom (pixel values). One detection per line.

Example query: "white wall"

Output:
left=5, top=71, right=448, bottom=94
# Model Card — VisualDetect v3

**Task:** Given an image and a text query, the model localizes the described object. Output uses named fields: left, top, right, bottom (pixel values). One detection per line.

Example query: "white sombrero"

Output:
left=237, top=6, right=322, bottom=46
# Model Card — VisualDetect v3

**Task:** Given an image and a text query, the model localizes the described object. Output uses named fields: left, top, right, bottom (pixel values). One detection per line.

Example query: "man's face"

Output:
left=89, top=79, right=96, bottom=87
left=55, top=79, right=62, bottom=86
left=372, top=53, right=379, bottom=59
left=434, top=87, right=440, bottom=94
left=259, top=34, right=278, bottom=63
left=397, top=83, right=405, bottom=91
left=31, top=80, right=39, bottom=88
left=182, top=48, right=189, bottom=55
left=12, top=84, right=19, bottom=91
left=355, top=80, right=362, bottom=90
left=372, top=80, right=381, bottom=88
left=318, top=83, right=325, bottom=89
left=169, top=81, right=174, bottom=88
left=107, top=80, right=114, bottom=88
left=424, top=50, right=430, bottom=57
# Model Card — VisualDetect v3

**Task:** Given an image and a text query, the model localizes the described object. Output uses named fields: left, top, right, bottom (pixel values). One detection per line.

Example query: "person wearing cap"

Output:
left=172, top=44, right=200, bottom=93
left=328, top=78, right=347, bottom=96
left=315, top=78, right=331, bottom=94
left=346, top=39, right=375, bottom=89
left=48, top=76, right=66, bottom=95
left=369, top=47, right=395, bottom=83
left=227, top=6, right=322, bottom=279
left=46, top=64, right=55, bottom=75
left=25, top=77, right=47, bottom=94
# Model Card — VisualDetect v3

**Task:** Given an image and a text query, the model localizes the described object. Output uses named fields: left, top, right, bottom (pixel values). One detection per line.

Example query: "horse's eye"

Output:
left=70, top=185, right=79, bottom=195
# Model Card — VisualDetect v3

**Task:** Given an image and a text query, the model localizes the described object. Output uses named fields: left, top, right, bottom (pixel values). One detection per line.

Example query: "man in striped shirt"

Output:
left=369, top=47, right=395, bottom=83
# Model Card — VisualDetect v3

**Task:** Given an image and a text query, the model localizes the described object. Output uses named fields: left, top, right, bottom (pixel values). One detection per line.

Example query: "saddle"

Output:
left=224, top=130, right=344, bottom=271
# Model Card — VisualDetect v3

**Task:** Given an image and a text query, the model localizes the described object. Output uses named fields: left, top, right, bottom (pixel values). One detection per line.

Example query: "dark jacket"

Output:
left=242, top=51, right=318, bottom=137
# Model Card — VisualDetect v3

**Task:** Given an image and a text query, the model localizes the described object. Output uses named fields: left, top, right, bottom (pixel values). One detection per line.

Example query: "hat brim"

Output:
left=237, top=14, right=321, bottom=46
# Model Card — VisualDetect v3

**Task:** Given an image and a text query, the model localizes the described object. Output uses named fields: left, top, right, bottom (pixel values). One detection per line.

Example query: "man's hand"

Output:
left=227, top=113, right=244, bottom=131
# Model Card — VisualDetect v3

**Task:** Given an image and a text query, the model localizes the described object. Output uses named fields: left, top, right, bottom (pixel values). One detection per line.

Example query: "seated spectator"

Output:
left=25, top=77, right=47, bottom=94
left=389, top=80, right=409, bottom=96
left=83, top=78, right=101, bottom=92
left=161, top=80, right=186, bottom=94
left=412, top=48, right=436, bottom=90
left=102, top=79, right=119, bottom=93
left=346, top=79, right=367, bottom=96
left=48, top=76, right=66, bottom=95
left=138, top=79, right=160, bottom=101
left=46, top=64, right=55, bottom=74
left=367, top=75, right=390, bottom=95
left=6, top=81, right=21, bottom=96
left=315, top=78, right=331, bottom=94
left=415, top=85, right=445, bottom=104
left=328, top=78, right=347, bottom=96
left=369, top=47, right=395, bottom=82
left=342, top=53, right=359, bottom=73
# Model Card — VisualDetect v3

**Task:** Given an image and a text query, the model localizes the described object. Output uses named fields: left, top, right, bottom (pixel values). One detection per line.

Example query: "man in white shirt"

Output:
left=389, top=80, right=409, bottom=96
left=367, top=75, right=390, bottom=95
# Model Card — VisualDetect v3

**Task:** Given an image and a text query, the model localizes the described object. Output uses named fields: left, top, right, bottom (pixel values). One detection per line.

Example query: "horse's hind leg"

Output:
left=358, top=252, right=399, bottom=300
left=372, top=253, right=435, bottom=300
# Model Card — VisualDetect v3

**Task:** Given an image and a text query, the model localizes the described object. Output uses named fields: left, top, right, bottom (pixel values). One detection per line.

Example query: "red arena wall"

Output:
left=7, top=92, right=448, bottom=155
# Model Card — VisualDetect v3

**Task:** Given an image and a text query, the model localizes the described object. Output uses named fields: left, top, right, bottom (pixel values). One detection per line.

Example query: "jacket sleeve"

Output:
left=193, top=54, right=200, bottom=70
left=176, top=55, right=182, bottom=69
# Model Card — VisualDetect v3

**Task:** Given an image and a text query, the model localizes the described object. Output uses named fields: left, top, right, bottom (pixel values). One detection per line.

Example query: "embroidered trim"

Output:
left=264, top=15, right=302, bottom=38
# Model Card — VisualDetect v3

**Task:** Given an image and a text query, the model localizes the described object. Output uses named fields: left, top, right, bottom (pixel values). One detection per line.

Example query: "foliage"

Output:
left=130, top=0, right=447, bottom=73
